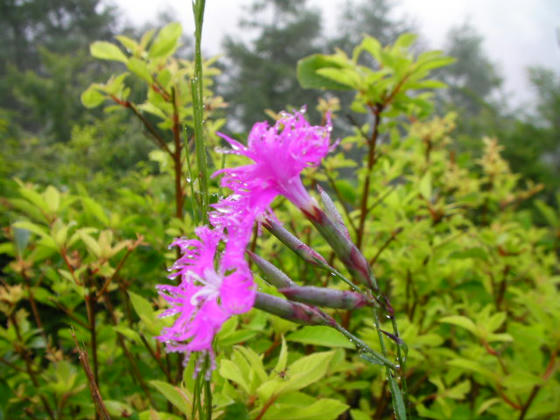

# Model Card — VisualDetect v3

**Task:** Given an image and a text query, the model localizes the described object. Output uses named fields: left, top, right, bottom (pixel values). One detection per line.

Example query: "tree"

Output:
left=0, top=0, right=118, bottom=140
left=498, top=67, right=560, bottom=196
left=330, top=0, right=413, bottom=53
left=220, top=0, right=324, bottom=130
left=436, top=22, right=503, bottom=121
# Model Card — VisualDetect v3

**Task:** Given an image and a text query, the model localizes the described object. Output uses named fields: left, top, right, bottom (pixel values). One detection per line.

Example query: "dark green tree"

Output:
left=498, top=67, right=560, bottom=195
left=220, top=0, right=324, bottom=130
left=330, top=0, right=413, bottom=53
left=436, top=22, right=503, bottom=126
left=0, top=0, right=117, bottom=140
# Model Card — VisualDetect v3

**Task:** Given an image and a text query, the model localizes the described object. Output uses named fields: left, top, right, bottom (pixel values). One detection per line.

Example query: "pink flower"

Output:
left=214, top=110, right=333, bottom=214
left=157, top=226, right=255, bottom=370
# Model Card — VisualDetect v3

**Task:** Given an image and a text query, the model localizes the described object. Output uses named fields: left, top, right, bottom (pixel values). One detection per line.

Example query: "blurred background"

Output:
left=1, top=0, right=559, bottom=198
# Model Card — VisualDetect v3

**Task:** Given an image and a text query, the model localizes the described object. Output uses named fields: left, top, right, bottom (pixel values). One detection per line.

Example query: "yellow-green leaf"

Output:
left=90, top=41, right=128, bottom=63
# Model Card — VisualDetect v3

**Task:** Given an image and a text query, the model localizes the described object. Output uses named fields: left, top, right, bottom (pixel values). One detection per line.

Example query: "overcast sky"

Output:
left=112, top=0, right=560, bottom=106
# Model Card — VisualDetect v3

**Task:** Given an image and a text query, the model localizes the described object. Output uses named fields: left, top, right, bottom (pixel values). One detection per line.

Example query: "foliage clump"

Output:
left=0, top=11, right=559, bottom=420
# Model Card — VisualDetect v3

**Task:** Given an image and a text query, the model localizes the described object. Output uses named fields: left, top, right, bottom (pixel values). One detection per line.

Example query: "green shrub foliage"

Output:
left=1, top=20, right=558, bottom=420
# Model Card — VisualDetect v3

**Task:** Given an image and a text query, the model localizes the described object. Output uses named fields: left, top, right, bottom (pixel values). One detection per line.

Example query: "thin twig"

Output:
left=369, top=227, right=403, bottom=266
left=367, top=185, right=397, bottom=213
left=96, top=246, right=134, bottom=299
left=48, top=299, right=89, bottom=328
left=140, top=333, right=172, bottom=382
left=111, top=95, right=173, bottom=156
left=101, top=294, right=156, bottom=405
left=71, top=330, right=111, bottom=420
left=356, top=105, right=382, bottom=249
left=84, top=292, right=99, bottom=388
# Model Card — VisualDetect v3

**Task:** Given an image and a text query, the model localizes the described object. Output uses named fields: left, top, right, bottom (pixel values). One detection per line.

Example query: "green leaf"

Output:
left=13, top=228, right=30, bottom=256
left=445, top=380, right=471, bottom=399
left=316, top=68, right=360, bottom=89
left=535, top=200, right=557, bottom=227
left=405, top=80, right=447, bottom=90
left=44, top=186, right=60, bottom=213
left=477, top=398, right=501, bottom=415
left=0, top=243, right=14, bottom=257
left=439, top=315, right=477, bottom=334
left=388, top=375, right=407, bottom=420
left=216, top=329, right=257, bottom=347
left=12, top=221, right=48, bottom=239
left=78, top=232, right=101, bottom=258
left=105, top=400, right=134, bottom=417
left=275, top=336, right=288, bottom=373
left=235, top=346, right=268, bottom=384
left=219, top=359, right=250, bottom=394
left=354, top=36, right=382, bottom=62
left=222, top=401, right=250, bottom=420
left=450, top=247, right=488, bottom=261
left=447, top=358, right=498, bottom=382
left=419, top=172, right=432, bottom=200
left=128, top=57, right=153, bottom=83
left=263, top=398, right=349, bottom=420
left=81, top=197, right=109, bottom=225
left=283, top=351, right=335, bottom=393
left=394, top=33, right=418, bottom=50
left=138, top=102, right=167, bottom=119
left=297, top=54, right=353, bottom=90
left=286, top=326, right=354, bottom=349
left=150, top=380, right=190, bottom=414
left=116, top=35, right=139, bottom=52
left=485, top=312, right=506, bottom=333
left=149, top=22, right=182, bottom=59
left=113, top=325, right=143, bottom=345
left=7, top=198, right=46, bottom=222
left=18, top=186, right=49, bottom=212
left=81, top=86, right=106, bottom=108
left=90, top=41, right=128, bottom=63
left=487, top=332, right=513, bottom=342
left=128, top=291, right=155, bottom=321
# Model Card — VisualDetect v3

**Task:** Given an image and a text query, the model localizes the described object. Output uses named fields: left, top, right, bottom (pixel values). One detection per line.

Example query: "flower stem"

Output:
left=192, top=0, right=209, bottom=222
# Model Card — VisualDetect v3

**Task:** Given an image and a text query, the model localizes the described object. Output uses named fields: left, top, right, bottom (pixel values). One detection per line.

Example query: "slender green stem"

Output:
left=183, top=132, right=199, bottom=224
left=330, top=320, right=396, bottom=370
left=391, top=316, right=408, bottom=406
left=204, top=365, right=212, bottom=420
left=192, top=373, right=200, bottom=420
left=191, top=0, right=209, bottom=222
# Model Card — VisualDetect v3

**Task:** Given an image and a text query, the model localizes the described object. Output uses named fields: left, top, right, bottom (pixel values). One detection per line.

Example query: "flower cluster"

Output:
left=214, top=110, right=332, bottom=213
left=156, top=110, right=333, bottom=371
